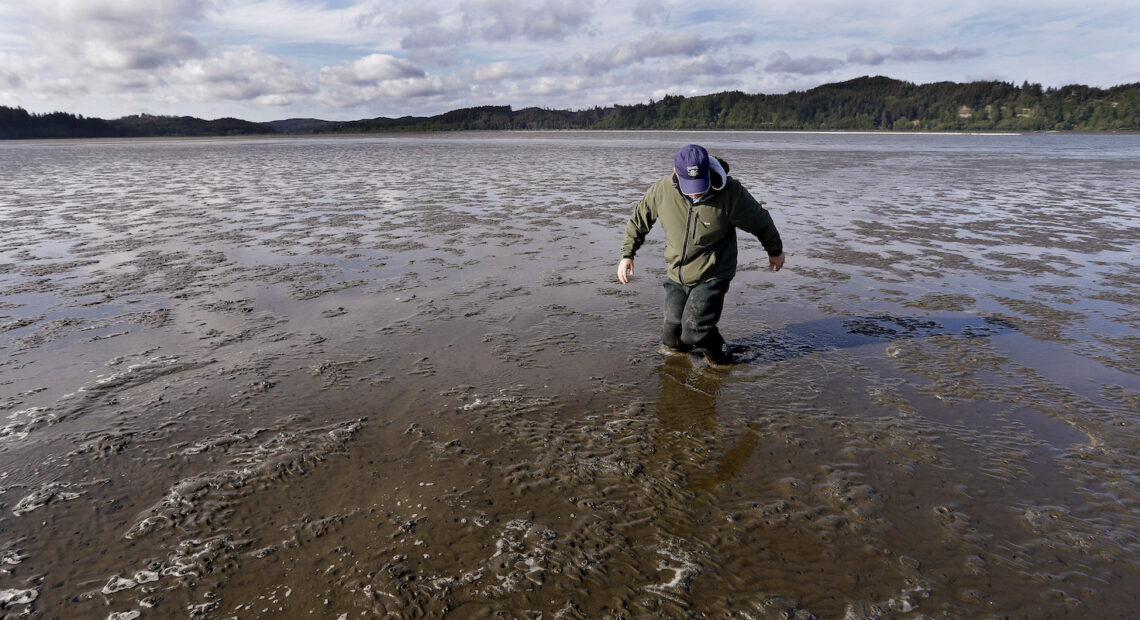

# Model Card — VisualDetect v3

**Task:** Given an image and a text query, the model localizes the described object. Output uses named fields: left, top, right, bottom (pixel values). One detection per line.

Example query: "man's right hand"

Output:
left=617, top=258, right=634, bottom=284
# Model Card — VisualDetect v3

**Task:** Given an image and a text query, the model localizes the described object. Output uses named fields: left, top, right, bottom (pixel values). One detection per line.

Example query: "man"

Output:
left=617, top=144, right=785, bottom=367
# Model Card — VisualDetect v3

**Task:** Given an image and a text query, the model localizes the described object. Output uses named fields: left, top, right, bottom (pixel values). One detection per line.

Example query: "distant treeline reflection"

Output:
left=4, top=76, right=1138, bottom=139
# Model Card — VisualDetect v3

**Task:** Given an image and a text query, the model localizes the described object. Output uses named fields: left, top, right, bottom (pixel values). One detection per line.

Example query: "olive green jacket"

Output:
left=620, top=173, right=783, bottom=285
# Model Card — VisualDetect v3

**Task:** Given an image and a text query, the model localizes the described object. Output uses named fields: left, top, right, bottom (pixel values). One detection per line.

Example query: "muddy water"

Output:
left=1, top=131, right=1138, bottom=618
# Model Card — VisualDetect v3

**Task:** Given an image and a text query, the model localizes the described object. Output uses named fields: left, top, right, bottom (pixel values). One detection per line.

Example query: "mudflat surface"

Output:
left=1, top=131, right=1139, bottom=618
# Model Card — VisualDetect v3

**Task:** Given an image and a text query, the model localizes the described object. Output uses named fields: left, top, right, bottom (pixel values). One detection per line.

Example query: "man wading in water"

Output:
left=617, top=144, right=785, bottom=368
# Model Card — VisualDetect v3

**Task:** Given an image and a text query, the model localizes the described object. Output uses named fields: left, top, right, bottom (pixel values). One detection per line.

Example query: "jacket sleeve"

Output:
left=619, top=187, right=658, bottom=258
left=728, top=183, right=783, bottom=257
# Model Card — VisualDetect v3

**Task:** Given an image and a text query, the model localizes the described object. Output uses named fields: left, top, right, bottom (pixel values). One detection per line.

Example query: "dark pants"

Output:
left=662, top=278, right=730, bottom=350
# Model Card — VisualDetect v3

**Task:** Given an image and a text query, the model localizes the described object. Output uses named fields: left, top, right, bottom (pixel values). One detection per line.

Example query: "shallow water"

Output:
left=1, top=131, right=1139, bottom=618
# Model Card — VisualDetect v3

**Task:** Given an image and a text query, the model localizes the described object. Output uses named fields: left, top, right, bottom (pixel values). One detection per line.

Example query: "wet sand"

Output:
left=1, top=131, right=1139, bottom=618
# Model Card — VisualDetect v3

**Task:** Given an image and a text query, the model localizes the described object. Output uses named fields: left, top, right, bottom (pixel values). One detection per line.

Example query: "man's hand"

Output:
left=768, top=253, right=785, bottom=272
left=617, top=258, right=634, bottom=284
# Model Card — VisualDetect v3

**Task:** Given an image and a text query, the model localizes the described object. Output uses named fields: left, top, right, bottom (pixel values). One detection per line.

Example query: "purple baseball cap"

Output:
left=674, top=144, right=711, bottom=195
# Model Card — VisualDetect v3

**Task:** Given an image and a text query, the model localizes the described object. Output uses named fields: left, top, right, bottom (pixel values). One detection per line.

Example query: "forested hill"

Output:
left=3, top=76, right=1139, bottom=139
left=0, top=108, right=275, bottom=139
left=333, top=77, right=1140, bottom=133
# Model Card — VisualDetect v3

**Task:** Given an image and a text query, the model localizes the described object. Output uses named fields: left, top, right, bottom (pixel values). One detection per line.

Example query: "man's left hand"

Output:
left=769, top=253, right=785, bottom=272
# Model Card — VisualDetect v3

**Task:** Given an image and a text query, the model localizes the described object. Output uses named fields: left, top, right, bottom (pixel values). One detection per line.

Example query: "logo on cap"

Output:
left=686, top=165, right=701, bottom=178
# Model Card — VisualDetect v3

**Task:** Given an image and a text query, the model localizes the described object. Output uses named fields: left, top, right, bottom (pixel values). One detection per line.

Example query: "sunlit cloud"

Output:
left=173, top=47, right=315, bottom=102
left=319, top=54, right=426, bottom=85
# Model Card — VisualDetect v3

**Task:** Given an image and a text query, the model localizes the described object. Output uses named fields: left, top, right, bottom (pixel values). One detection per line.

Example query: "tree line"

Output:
left=312, top=76, right=1140, bottom=133
left=0, top=109, right=274, bottom=139
left=4, top=76, right=1138, bottom=139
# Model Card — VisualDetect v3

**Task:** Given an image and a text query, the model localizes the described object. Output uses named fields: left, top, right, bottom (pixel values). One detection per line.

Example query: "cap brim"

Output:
left=676, top=172, right=710, bottom=195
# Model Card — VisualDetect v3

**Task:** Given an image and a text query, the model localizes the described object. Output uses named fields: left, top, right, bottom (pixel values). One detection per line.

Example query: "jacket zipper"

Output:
left=678, top=202, right=697, bottom=286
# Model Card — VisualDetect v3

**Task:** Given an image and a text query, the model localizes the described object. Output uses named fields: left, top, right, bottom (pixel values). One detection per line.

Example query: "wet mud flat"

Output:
left=1, top=131, right=1139, bottom=618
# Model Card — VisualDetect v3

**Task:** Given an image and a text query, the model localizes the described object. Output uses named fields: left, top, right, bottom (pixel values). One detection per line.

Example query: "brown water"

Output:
left=1, top=131, right=1139, bottom=618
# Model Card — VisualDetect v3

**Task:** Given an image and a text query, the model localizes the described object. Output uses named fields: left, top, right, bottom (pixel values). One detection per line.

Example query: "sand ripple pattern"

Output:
left=0, top=132, right=1138, bottom=617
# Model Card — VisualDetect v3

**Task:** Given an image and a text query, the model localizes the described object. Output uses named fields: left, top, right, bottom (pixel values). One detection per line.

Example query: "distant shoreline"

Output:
left=9, top=129, right=1140, bottom=145
left=4, top=75, right=1139, bottom=139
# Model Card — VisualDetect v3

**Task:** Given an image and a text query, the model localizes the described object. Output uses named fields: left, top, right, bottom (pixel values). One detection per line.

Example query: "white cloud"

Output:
left=765, top=45, right=987, bottom=77
left=765, top=51, right=844, bottom=75
left=546, top=32, right=744, bottom=78
left=472, top=61, right=531, bottom=82
left=319, top=54, right=426, bottom=86
left=512, top=75, right=586, bottom=98
left=633, top=0, right=668, bottom=27
left=673, top=54, right=745, bottom=78
left=319, top=70, right=463, bottom=110
left=463, top=0, right=594, bottom=42
left=31, top=0, right=210, bottom=71
left=1, top=0, right=1138, bottom=121
left=211, top=0, right=382, bottom=46
left=172, top=47, right=315, bottom=102
left=848, top=46, right=986, bottom=66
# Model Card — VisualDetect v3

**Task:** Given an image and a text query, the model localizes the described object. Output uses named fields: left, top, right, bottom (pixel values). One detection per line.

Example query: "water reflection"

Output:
left=652, top=357, right=760, bottom=495
left=730, top=314, right=1017, bottom=363
left=654, top=356, right=723, bottom=433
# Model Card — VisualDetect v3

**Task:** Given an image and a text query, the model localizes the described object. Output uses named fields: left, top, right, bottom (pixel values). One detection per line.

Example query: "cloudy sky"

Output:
left=2, top=0, right=1137, bottom=122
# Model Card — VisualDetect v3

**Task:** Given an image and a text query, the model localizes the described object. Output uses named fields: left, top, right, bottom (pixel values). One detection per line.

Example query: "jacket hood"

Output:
left=708, top=156, right=727, bottom=191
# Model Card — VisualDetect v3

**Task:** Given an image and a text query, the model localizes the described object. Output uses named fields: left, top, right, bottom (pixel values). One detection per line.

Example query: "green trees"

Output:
left=579, top=77, right=1138, bottom=132
left=3, top=76, right=1138, bottom=139
left=0, top=107, right=275, bottom=139
left=0, top=106, right=119, bottom=139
